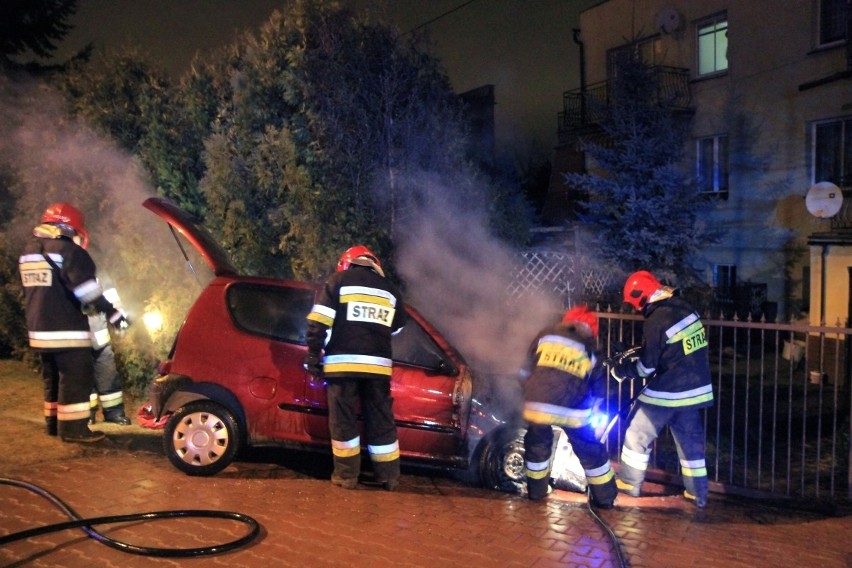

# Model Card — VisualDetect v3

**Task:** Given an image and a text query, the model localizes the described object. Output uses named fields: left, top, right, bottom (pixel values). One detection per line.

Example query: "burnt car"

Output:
left=143, top=197, right=587, bottom=493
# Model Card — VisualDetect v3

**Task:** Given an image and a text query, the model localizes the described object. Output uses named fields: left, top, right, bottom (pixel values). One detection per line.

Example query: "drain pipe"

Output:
left=572, top=28, right=586, bottom=125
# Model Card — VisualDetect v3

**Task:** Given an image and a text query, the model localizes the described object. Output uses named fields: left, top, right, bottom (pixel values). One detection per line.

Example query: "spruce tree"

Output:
left=564, top=54, right=714, bottom=282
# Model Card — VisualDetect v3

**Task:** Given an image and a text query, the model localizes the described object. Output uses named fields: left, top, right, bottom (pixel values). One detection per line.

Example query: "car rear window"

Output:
left=227, top=283, right=314, bottom=344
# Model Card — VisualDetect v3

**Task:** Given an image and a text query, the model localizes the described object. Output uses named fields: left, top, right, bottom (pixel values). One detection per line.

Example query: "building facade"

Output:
left=551, top=0, right=851, bottom=324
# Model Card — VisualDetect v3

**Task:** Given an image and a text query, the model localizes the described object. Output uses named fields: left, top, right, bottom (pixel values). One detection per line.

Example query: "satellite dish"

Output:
left=656, top=8, right=683, bottom=35
left=805, top=181, right=843, bottom=218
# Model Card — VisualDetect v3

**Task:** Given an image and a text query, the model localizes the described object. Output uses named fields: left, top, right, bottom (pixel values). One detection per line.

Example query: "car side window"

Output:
left=392, top=319, right=457, bottom=375
left=227, top=283, right=313, bottom=344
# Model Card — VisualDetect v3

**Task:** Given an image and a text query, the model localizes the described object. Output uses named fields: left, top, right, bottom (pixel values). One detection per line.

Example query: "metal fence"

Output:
left=508, top=251, right=851, bottom=501
left=597, top=311, right=852, bottom=501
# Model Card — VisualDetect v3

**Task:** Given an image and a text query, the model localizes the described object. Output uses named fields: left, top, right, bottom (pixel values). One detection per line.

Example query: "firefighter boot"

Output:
left=45, top=416, right=58, bottom=436
left=59, top=418, right=105, bottom=443
left=88, top=408, right=97, bottom=425
left=616, top=477, right=641, bottom=497
left=683, top=490, right=708, bottom=509
left=104, top=408, right=131, bottom=425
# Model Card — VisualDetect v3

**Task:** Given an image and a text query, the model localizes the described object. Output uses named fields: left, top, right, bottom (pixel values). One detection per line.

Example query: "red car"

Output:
left=143, top=197, right=533, bottom=491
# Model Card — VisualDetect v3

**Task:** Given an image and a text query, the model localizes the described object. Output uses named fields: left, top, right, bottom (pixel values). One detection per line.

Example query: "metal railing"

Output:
left=557, top=65, right=692, bottom=141
left=597, top=311, right=852, bottom=501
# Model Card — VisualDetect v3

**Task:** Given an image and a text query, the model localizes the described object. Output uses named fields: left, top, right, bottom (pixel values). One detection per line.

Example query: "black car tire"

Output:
left=163, top=400, right=241, bottom=476
left=477, top=428, right=527, bottom=493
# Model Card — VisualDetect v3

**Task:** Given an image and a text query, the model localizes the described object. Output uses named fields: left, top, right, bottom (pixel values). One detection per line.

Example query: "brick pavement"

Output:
left=1, top=363, right=851, bottom=567
left=2, top=434, right=851, bottom=568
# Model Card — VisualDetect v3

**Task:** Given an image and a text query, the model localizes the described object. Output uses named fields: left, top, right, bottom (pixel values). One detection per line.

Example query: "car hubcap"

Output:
left=504, top=449, right=525, bottom=482
left=173, top=411, right=230, bottom=466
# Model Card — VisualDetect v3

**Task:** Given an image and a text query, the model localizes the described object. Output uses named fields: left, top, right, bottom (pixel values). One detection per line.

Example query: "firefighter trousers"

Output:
left=619, top=403, right=708, bottom=498
left=326, top=377, right=400, bottom=484
left=524, top=422, right=616, bottom=506
left=41, top=348, right=97, bottom=438
left=89, top=344, right=125, bottom=419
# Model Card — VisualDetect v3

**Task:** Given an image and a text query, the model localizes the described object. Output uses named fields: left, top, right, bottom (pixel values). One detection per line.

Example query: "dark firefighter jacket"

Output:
left=521, top=322, right=607, bottom=426
left=635, top=296, right=714, bottom=409
left=19, top=225, right=118, bottom=351
left=306, top=264, right=407, bottom=380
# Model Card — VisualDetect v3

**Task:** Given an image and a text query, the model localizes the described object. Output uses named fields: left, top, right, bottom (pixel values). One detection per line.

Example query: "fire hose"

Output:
left=0, top=477, right=261, bottom=557
left=581, top=345, right=647, bottom=568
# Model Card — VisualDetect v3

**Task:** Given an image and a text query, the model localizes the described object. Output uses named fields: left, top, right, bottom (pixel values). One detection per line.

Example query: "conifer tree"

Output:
left=564, top=54, right=715, bottom=282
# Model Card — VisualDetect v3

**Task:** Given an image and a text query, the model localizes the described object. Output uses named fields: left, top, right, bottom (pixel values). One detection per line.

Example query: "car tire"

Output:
left=477, top=428, right=526, bottom=493
left=163, top=400, right=241, bottom=476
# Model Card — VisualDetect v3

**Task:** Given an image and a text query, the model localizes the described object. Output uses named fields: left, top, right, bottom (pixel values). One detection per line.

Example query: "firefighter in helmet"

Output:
left=305, top=245, right=407, bottom=490
left=19, top=203, right=129, bottom=443
left=521, top=305, right=617, bottom=508
left=613, top=270, right=713, bottom=508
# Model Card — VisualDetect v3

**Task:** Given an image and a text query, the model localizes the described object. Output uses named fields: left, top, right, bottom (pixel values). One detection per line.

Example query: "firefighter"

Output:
left=19, top=203, right=129, bottom=443
left=304, top=245, right=407, bottom=490
left=521, top=305, right=617, bottom=508
left=612, top=270, right=714, bottom=508
left=86, top=282, right=131, bottom=426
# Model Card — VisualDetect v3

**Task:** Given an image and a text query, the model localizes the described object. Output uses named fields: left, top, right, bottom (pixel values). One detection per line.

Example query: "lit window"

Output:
left=697, top=135, right=729, bottom=195
left=813, top=117, right=852, bottom=187
left=697, top=14, right=728, bottom=76
left=819, top=0, right=848, bottom=46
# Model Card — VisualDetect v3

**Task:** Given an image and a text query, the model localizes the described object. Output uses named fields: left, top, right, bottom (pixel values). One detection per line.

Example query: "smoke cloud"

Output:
left=393, top=171, right=561, bottom=410
left=0, top=75, right=201, bottom=354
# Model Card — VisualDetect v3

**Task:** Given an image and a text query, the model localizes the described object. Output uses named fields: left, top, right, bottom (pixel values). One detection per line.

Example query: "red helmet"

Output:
left=337, top=245, right=381, bottom=272
left=623, top=270, right=663, bottom=311
left=562, top=305, right=598, bottom=338
left=41, top=202, right=88, bottom=249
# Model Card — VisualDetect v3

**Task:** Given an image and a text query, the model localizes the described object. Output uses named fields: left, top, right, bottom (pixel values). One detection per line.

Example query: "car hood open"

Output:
left=143, top=197, right=238, bottom=277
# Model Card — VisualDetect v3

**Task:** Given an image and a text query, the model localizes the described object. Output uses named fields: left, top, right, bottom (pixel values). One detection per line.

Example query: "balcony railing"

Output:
left=829, top=189, right=852, bottom=232
left=557, top=66, right=692, bottom=141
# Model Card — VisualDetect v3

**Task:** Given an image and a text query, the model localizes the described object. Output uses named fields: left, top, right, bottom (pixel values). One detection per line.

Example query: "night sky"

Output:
left=53, top=0, right=600, bottom=155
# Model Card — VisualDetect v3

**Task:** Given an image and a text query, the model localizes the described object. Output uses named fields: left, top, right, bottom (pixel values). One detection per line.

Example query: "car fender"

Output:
left=163, top=381, right=247, bottom=431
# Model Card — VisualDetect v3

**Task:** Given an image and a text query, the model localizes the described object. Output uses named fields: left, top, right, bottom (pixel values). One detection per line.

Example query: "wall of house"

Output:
left=574, top=0, right=850, bottom=320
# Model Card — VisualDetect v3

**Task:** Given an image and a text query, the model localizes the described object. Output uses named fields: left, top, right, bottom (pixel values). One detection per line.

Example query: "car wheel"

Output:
left=163, top=400, right=241, bottom=476
left=477, top=428, right=526, bottom=493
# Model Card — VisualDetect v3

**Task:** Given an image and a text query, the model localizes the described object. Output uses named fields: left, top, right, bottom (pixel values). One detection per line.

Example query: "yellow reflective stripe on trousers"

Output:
left=621, top=446, right=649, bottom=471
left=43, top=401, right=57, bottom=418
left=680, top=458, right=707, bottom=477
left=100, top=391, right=123, bottom=408
left=332, top=436, right=361, bottom=458
left=584, top=463, right=615, bottom=485
left=58, top=401, right=91, bottom=421
left=368, top=441, right=400, bottom=462
left=525, top=459, right=550, bottom=479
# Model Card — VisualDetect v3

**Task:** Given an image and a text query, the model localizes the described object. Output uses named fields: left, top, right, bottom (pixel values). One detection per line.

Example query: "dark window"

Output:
left=820, top=0, right=848, bottom=45
left=814, top=117, right=852, bottom=187
left=392, top=319, right=456, bottom=374
left=227, top=283, right=314, bottom=344
left=713, top=264, right=736, bottom=300
left=226, top=282, right=455, bottom=374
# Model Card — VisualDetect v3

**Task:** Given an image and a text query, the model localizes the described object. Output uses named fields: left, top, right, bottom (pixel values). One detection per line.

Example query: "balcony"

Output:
left=557, top=66, right=692, bottom=143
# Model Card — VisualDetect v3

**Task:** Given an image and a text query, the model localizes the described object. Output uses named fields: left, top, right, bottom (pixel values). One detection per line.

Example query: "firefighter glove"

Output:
left=303, top=354, right=323, bottom=377
left=610, top=362, right=638, bottom=383
left=108, top=309, right=131, bottom=331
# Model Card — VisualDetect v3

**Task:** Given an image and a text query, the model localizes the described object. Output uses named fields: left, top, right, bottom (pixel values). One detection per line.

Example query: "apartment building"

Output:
left=551, top=0, right=850, bottom=325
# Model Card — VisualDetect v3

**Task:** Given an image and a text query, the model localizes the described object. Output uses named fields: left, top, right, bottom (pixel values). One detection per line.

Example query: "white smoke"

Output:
left=0, top=75, right=199, bottom=354
left=393, top=171, right=560, bottom=411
